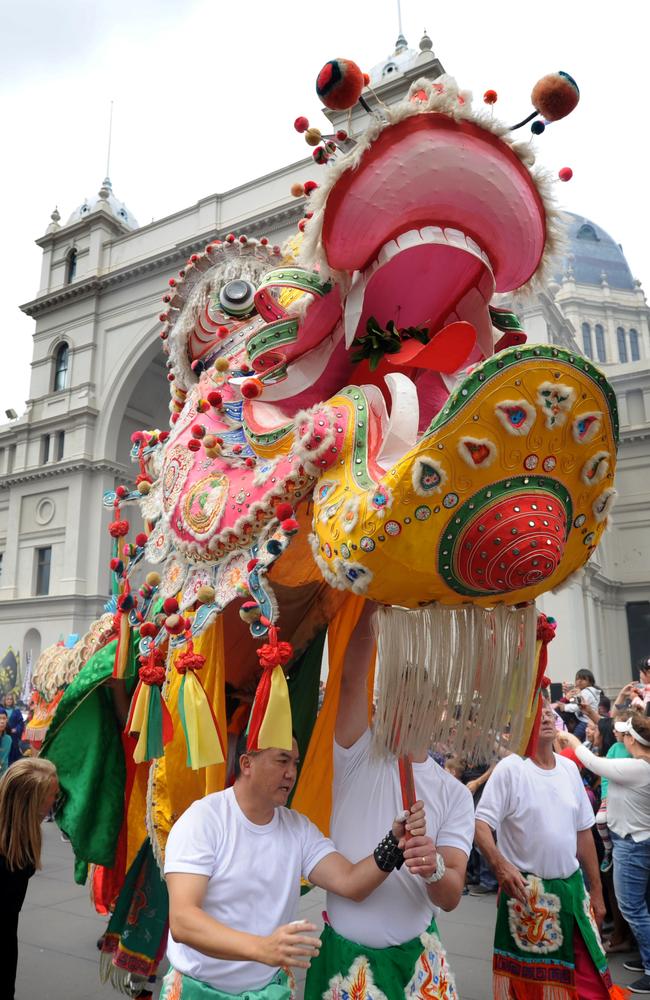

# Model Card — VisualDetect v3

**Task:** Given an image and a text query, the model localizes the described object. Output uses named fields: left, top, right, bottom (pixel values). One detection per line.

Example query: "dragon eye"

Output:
left=219, top=279, right=255, bottom=316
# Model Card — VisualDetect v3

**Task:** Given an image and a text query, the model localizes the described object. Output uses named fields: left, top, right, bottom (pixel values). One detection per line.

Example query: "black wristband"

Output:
left=373, top=830, right=404, bottom=872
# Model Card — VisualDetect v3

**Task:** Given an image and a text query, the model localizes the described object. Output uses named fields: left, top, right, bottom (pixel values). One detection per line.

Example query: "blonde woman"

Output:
left=0, top=757, right=59, bottom=1000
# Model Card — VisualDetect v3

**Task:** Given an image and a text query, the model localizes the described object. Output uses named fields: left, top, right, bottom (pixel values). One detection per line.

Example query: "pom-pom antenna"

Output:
left=510, top=70, right=579, bottom=131
left=316, top=58, right=369, bottom=112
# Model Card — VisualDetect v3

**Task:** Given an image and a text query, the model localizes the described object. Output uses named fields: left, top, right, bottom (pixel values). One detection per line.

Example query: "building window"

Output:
left=66, top=249, right=77, bottom=284
left=581, top=322, right=593, bottom=359
left=629, top=329, right=640, bottom=362
left=577, top=224, right=598, bottom=241
left=56, top=431, right=65, bottom=461
left=595, top=324, right=606, bottom=363
left=35, top=546, right=52, bottom=596
left=7, top=444, right=16, bottom=473
left=617, top=327, right=628, bottom=363
left=41, top=434, right=50, bottom=464
left=53, top=342, right=69, bottom=391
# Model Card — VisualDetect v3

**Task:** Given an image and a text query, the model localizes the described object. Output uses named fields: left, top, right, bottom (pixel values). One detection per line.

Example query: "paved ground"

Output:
left=17, top=824, right=636, bottom=1000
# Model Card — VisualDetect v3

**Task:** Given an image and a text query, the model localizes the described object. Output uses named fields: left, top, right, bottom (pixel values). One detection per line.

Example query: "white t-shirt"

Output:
left=475, top=753, right=594, bottom=879
left=328, top=729, right=474, bottom=948
left=164, top=786, right=335, bottom=993
left=576, top=685, right=600, bottom=724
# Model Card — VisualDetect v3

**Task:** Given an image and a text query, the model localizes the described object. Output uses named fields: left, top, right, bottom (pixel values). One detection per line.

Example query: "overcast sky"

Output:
left=0, top=0, right=647, bottom=416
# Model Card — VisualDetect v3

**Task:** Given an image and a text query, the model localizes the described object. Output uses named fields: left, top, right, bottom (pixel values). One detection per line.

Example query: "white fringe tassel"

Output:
left=371, top=603, right=537, bottom=761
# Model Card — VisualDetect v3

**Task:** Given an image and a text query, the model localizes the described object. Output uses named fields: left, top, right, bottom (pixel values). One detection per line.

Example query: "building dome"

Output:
left=368, top=36, right=418, bottom=86
left=556, top=211, right=635, bottom=291
left=65, top=177, right=138, bottom=230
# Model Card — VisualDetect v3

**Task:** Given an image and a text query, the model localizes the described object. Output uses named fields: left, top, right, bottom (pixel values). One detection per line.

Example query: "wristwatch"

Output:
left=424, top=851, right=446, bottom=884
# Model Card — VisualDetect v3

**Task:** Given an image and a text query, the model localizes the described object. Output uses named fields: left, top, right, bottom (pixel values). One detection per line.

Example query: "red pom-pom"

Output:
left=109, top=519, right=130, bottom=538
left=176, top=649, right=206, bottom=673
left=116, top=484, right=129, bottom=498
left=558, top=166, right=573, bottom=182
left=207, top=391, right=223, bottom=407
left=245, top=457, right=256, bottom=468
left=135, top=532, right=148, bottom=548
left=196, top=399, right=209, bottom=413
left=483, top=89, right=498, bottom=105
left=241, top=378, right=263, bottom=399
left=171, top=412, right=179, bottom=424
left=163, top=598, right=179, bottom=615
left=139, top=622, right=157, bottom=638
left=164, top=614, right=185, bottom=636
left=187, top=438, right=201, bottom=452
left=159, top=430, right=169, bottom=442
left=275, top=502, right=294, bottom=521
left=130, top=432, right=144, bottom=446
left=139, top=661, right=166, bottom=686
left=303, top=180, right=318, bottom=195
left=247, top=558, right=259, bottom=572
left=313, top=147, right=329, bottom=165
left=316, top=58, right=366, bottom=111
left=226, top=233, right=235, bottom=243
left=109, top=557, right=123, bottom=572
left=260, top=237, right=269, bottom=246
left=168, top=278, right=176, bottom=287
left=217, top=325, right=230, bottom=340
left=281, top=517, right=299, bottom=534
left=167, top=373, right=175, bottom=382
left=335, top=130, right=348, bottom=141
left=298, top=219, right=307, bottom=232
left=232, top=444, right=243, bottom=455
left=191, top=423, right=206, bottom=438
left=294, top=115, right=309, bottom=133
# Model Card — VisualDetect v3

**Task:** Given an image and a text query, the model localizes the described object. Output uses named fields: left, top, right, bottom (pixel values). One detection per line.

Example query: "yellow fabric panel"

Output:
left=182, top=670, right=225, bottom=769
left=131, top=685, right=150, bottom=765
left=149, top=617, right=227, bottom=863
left=125, top=758, right=151, bottom=873
left=291, top=595, right=374, bottom=836
left=257, top=665, right=293, bottom=751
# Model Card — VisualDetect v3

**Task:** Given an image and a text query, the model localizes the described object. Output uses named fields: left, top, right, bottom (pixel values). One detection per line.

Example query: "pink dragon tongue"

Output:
left=322, top=114, right=546, bottom=293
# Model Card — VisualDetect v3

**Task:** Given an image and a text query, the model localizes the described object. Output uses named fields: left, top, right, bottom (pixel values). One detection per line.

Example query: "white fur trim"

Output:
left=536, top=381, right=576, bottom=430
left=457, top=437, right=497, bottom=469
left=292, top=404, right=337, bottom=476
left=494, top=400, right=537, bottom=436
left=580, top=451, right=610, bottom=487
left=411, top=455, right=447, bottom=496
left=593, top=487, right=617, bottom=523
left=571, top=411, right=603, bottom=445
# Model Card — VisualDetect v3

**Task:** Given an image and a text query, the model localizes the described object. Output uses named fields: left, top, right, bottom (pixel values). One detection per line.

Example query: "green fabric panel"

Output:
left=42, top=639, right=129, bottom=878
left=287, top=628, right=326, bottom=802
left=161, top=967, right=290, bottom=1000
left=304, top=918, right=439, bottom=1000
left=105, top=838, right=168, bottom=974
left=146, top=684, right=164, bottom=760
left=493, top=868, right=607, bottom=974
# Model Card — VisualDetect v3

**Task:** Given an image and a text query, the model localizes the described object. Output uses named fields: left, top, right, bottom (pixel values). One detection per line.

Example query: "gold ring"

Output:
left=422, top=857, right=426, bottom=865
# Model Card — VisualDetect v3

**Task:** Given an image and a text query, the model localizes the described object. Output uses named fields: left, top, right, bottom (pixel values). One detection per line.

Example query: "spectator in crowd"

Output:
left=0, top=757, right=60, bottom=1000
left=632, top=661, right=650, bottom=714
left=0, top=714, right=11, bottom=775
left=0, top=694, right=25, bottom=764
left=600, top=696, right=613, bottom=718
left=475, top=702, right=620, bottom=997
left=558, top=711, right=650, bottom=994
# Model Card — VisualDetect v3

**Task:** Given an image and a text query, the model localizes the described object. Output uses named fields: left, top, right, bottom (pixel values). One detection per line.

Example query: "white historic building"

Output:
left=0, top=34, right=648, bottom=693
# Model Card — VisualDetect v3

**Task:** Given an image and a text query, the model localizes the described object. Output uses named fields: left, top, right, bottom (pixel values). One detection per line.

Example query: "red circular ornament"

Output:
left=558, top=167, right=573, bottom=182
left=316, top=58, right=365, bottom=111
left=294, top=116, right=309, bottom=133
left=483, top=89, right=498, bottom=105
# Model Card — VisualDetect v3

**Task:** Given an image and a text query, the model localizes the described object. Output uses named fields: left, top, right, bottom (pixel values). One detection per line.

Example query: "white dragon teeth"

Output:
left=370, top=226, right=494, bottom=276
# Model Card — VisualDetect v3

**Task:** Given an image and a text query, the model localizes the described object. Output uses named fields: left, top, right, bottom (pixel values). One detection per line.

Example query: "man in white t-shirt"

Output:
left=305, top=604, right=474, bottom=1000
left=475, top=702, right=620, bottom=999
left=162, top=733, right=426, bottom=1000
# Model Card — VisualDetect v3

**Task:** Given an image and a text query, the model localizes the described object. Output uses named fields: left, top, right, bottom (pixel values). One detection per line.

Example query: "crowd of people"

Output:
left=2, top=650, right=650, bottom=999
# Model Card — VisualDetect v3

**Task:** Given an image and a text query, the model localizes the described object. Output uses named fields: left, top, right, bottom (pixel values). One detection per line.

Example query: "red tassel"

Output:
left=524, top=614, right=557, bottom=758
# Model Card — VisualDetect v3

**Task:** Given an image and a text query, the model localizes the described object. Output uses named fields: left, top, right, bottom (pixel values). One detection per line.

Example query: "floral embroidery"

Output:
left=507, top=875, right=563, bottom=954
left=324, top=956, right=388, bottom=1000
left=405, top=931, right=459, bottom=999
left=370, top=486, right=393, bottom=518
left=536, top=382, right=575, bottom=429
left=494, top=400, right=536, bottom=436
left=181, top=473, right=229, bottom=539
left=582, top=890, right=604, bottom=947
left=162, top=444, right=194, bottom=514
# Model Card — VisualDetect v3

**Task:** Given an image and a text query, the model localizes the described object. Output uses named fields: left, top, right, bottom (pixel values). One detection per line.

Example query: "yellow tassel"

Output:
left=257, top=665, right=293, bottom=751
left=182, top=671, right=225, bottom=770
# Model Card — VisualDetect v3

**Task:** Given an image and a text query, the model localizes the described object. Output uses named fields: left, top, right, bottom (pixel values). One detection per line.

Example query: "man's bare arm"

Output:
left=474, top=819, right=527, bottom=904
left=166, top=873, right=320, bottom=969
left=335, top=601, right=376, bottom=749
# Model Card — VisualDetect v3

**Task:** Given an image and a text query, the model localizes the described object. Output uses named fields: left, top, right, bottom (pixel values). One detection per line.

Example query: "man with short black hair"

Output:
left=163, top=735, right=426, bottom=1000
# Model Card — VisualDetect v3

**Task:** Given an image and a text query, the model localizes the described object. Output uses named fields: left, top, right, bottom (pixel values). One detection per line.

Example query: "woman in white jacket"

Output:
left=558, top=713, right=650, bottom=995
